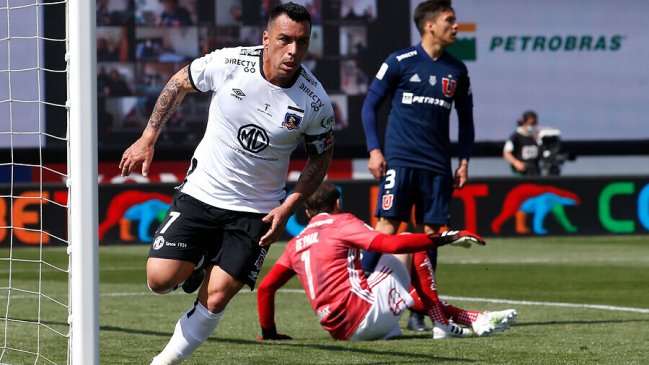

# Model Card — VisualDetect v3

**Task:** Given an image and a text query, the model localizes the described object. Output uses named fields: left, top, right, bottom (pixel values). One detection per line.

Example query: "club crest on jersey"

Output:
left=152, top=236, right=165, bottom=250
left=429, top=75, right=437, bottom=86
left=442, top=77, right=457, bottom=98
left=254, top=248, right=268, bottom=271
left=282, top=113, right=302, bottom=130
left=282, top=107, right=304, bottom=130
left=388, top=288, right=408, bottom=316
left=382, top=194, right=394, bottom=210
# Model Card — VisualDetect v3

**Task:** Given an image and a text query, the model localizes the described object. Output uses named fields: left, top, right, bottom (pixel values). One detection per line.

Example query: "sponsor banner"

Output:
left=410, top=0, right=649, bottom=142
left=2, top=176, right=647, bottom=246
left=38, top=160, right=354, bottom=184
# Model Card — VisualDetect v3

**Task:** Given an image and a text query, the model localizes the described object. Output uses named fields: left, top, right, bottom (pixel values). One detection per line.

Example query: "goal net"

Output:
left=0, top=1, right=98, bottom=364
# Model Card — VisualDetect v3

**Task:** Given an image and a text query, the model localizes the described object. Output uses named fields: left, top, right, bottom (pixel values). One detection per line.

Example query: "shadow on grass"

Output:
left=210, top=337, right=474, bottom=363
left=99, top=325, right=473, bottom=363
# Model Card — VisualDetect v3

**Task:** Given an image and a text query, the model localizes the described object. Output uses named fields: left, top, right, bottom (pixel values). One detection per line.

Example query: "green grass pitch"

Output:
left=1, top=236, right=648, bottom=364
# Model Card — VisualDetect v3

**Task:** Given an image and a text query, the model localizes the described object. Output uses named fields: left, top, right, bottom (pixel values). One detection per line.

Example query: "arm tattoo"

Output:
left=148, top=66, right=189, bottom=130
left=295, top=148, right=333, bottom=196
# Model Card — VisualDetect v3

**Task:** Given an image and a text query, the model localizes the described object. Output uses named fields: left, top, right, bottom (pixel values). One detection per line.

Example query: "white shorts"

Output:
left=349, top=254, right=413, bottom=341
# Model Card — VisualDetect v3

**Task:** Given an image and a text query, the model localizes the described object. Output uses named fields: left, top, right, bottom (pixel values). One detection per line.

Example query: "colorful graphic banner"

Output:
left=1, top=177, right=647, bottom=246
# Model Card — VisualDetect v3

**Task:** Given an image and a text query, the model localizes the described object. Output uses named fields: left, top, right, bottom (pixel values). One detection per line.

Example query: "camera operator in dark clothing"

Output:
left=502, top=110, right=540, bottom=176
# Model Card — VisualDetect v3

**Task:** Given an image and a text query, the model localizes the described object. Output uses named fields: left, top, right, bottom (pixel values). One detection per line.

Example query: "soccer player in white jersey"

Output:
left=257, top=182, right=517, bottom=341
left=119, top=3, right=334, bottom=364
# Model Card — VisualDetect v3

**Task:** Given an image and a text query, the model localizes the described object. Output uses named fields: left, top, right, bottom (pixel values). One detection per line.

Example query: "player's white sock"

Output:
left=152, top=301, right=223, bottom=364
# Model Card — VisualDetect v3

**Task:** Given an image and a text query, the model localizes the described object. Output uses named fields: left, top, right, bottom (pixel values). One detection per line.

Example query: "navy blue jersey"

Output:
left=362, top=43, right=474, bottom=174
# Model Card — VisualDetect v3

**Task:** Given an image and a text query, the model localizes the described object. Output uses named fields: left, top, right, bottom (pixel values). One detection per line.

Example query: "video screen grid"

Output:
left=96, top=0, right=380, bottom=152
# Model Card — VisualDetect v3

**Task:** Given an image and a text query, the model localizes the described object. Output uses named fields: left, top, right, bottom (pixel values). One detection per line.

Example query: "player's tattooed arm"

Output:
left=119, top=66, right=196, bottom=177
left=295, top=147, right=333, bottom=197
left=259, top=148, right=333, bottom=246
left=287, top=147, right=333, bottom=212
left=147, top=66, right=195, bottom=131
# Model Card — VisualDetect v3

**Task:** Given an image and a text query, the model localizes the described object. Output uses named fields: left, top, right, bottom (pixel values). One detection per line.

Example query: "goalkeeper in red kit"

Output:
left=257, top=182, right=516, bottom=341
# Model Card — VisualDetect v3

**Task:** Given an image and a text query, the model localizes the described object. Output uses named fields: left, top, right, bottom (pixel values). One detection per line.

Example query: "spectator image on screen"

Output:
left=340, top=59, right=368, bottom=95
left=135, top=27, right=199, bottom=62
left=97, top=27, right=131, bottom=62
left=97, top=64, right=135, bottom=97
left=341, top=0, right=376, bottom=21
left=216, top=0, right=243, bottom=26
left=97, top=0, right=133, bottom=26
left=135, top=0, right=197, bottom=27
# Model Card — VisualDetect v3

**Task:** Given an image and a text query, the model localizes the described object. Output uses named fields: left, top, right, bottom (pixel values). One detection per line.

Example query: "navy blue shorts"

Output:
left=375, top=166, right=453, bottom=226
left=148, top=192, right=271, bottom=289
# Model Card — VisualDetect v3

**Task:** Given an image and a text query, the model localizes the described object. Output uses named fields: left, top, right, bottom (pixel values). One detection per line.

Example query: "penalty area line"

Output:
left=265, top=289, right=649, bottom=314
left=94, top=290, right=649, bottom=314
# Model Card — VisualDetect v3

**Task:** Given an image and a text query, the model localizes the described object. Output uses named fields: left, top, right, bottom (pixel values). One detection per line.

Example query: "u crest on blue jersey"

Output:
left=382, top=194, right=394, bottom=210
left=442, top=78, right=457, bottom=98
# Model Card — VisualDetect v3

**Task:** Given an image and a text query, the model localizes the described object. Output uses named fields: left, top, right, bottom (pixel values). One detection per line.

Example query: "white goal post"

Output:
left=68, top=0, right=99, bottom=364
left=0, top=0, right=98, bottom=364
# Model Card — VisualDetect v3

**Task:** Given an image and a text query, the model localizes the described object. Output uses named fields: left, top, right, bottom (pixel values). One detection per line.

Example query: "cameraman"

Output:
left=502, top=110, right=540, bottom=176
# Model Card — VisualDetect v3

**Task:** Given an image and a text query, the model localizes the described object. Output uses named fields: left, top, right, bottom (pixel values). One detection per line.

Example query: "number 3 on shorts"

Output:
left=160, top=211, right=181, bottom=234
left=384, top=169, right=396, bottom=189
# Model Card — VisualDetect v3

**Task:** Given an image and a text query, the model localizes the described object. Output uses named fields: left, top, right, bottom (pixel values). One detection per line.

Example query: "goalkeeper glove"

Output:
left=257, top=325, right=293, bottom=341
left=429, top=230, right=486, bottom=248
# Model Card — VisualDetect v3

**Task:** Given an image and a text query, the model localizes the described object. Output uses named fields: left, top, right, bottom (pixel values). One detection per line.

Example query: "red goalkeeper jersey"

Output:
left=276, top=213, right=381, bottom=340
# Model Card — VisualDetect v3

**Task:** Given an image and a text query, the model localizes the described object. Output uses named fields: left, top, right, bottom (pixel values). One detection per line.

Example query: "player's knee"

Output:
left=146, top=276, right=176, bottom=294
left=204, top=293, right=230, bottom=314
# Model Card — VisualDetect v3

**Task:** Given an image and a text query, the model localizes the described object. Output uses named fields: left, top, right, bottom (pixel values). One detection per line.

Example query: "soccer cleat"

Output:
left=150, top=351, right=183, bottom=365
left=471, top=309, right=518, bottom=336
left=181, top=267, right=205, bottom=294
left=181, top=256, right=206, bottom=294
left=432, top=322, right=473, bottom=339
left=430, top=230, right=486, bottom=248
left=406, top=311, right=431, bottom=332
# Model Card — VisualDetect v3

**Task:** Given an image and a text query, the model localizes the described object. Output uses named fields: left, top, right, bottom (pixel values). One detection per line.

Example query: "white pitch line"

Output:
left=95, top=289, right=649, bottom=314
left=4, top=291, right=647, bottom=314
left=441, top=295, right=649, bottom=314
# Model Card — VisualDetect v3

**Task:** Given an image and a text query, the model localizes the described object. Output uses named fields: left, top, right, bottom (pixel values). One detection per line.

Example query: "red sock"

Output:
left=440, top=300, right=480, bottom=326
left=408, top=286, right=425, bottom=313
left=411, top=252, right=448, bottom=325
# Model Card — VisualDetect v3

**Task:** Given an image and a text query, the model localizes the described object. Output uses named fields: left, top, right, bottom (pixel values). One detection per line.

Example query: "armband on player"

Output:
left=304, top=129, right=334, bottom=155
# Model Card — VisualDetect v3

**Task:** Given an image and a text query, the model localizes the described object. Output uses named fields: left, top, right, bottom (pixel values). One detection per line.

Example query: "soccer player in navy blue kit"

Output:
left=361, top=0, right=475, bottom=337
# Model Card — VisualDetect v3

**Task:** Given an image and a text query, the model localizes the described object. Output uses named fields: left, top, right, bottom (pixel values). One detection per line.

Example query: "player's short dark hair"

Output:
left=304, top=181, right=340, bottom=216
left=268, top=2, right=312, bottom=30
left=413, top=0, right=454, bottom=35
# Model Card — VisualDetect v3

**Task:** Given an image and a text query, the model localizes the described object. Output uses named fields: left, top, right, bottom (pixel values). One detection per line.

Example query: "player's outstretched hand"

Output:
left=429, top=230, right=486, bottom=248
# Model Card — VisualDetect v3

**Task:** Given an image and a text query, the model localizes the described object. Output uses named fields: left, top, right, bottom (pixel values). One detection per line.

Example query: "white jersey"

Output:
left=181, top=46, right=335, bottom=213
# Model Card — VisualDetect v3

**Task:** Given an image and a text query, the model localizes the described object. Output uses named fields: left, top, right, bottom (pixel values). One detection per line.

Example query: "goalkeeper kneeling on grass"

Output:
left=257, top=182, right=517, bottom=341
